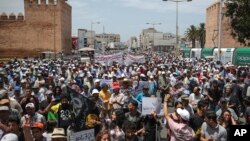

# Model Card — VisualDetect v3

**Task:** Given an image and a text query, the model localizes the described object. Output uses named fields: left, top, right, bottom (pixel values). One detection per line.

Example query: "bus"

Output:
left=78, top=47, right=95, bottom=63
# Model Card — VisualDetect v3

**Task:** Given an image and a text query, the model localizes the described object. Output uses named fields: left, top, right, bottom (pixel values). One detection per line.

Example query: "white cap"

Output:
left=102, top=74, right=108, bottom=78
left=0, top=106, right=9, bottom=111
left=1, top=133, right=18, bottom=141
left=21, top=79, right=27, bottom=83
left=91, top=89, right=99, bottom=95
left=59, top=77, right=65, bottom=81
left=176, top=108, right=190, bottom=121
left=94, top=79, right=100, bottom=83
left=25, top=103, right=35, bottom=109
left=140, top=73, right=146, bottom=77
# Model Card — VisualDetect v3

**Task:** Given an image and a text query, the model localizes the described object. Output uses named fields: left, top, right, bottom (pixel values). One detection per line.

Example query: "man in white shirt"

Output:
left=189, top=86, right=204, bottom=110
left=109, top=86, right=125, bottom=110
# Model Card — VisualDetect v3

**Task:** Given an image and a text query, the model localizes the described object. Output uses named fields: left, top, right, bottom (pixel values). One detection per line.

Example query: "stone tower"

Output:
left=0, top=0, right=72, bottom=58
left=205, top=1, right=243, bottom=48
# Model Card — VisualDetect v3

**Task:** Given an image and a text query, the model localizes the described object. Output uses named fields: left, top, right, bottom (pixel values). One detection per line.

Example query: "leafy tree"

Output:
left=185, top=25, right=198, bottom=48
left=197, top=23, right=206, bottom=48
left=225, top=0, right=250, bottom=46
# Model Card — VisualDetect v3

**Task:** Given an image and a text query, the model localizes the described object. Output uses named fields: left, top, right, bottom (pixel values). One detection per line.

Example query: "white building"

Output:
left=140, top=28, right=176, bottom=52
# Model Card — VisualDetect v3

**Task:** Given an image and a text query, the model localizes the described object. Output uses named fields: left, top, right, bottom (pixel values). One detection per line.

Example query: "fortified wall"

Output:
left=0, top=0, right=72, bottom=58
left=205, top=1, right=243, bottom=48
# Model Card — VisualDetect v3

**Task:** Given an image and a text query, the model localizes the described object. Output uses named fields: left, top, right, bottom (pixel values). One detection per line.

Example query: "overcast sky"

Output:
left=0, top=0, right=214, bottom=41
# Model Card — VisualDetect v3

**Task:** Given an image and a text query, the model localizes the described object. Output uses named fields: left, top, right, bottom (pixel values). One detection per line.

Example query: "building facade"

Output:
left=205, top=0, right=243, bottom=48
left=96, top=33, right=120, bottom=44
left=0, top=0, right=72, bottom=58
left=140, top=28, right=175, bottom=52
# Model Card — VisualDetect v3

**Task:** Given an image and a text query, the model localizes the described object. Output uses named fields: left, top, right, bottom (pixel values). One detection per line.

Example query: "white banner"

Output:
left=70, top=129, right=95, bottom=141
left=95, top=53, right=123, bottom=65
left=142, top=97, right=162, bottom=115
left=125, top=54, right=145, bottom=65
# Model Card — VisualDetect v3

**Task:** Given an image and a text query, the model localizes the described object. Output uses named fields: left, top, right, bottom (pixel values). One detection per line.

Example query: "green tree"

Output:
left=197, top=23, right=206, bottom=48
left=185, top=25, right=198, bottom=48
left=225, top=0, right=250, bottom=46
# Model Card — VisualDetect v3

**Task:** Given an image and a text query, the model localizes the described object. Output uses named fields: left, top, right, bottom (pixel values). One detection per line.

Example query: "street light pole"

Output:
left=218, top=0, right=223, bottom=62
left=90, top=21, right=100, bottom=48
left=53, top=0, right=57, bottom=59
left=146, top=22, right=161, bottom=51
left=176, top=1, right=179, bottom=58
left=162, top=0, right=192, bottom=57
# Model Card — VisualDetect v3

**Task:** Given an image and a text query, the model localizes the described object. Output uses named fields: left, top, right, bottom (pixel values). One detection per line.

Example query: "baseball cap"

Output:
left=176, top=108, right=190, bottom=121
left=113, top=85, right=120, bottom=90
left=25, top=103, right=35, bottom=109
left=31, top=122, right=44, bottom=130
left=101, top=83, right=108, bottom=88
left=14, top=86, right=21, bottom=91
left=1, top=133, right=18, bottom=141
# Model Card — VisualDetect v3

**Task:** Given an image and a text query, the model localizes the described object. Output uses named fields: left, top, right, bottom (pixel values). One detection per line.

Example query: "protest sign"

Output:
left=142, top=97, right=162, bottom=115
left=70, top=129, right=95, bottom=141
left=68, top=87, right=95, bottom=131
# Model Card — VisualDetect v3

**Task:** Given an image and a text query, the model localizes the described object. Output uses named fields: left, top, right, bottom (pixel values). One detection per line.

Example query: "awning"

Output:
left=233, top=48, right=250, bottom=66
left=201, top=48, right=214, bottom=59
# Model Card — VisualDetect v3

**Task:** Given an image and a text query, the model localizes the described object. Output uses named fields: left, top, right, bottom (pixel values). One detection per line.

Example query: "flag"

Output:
left=67, top=87, right=95, bottom=132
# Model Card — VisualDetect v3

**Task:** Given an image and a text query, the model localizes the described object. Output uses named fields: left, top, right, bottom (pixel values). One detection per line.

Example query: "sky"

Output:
left=0, top=0, right=214, bottom=42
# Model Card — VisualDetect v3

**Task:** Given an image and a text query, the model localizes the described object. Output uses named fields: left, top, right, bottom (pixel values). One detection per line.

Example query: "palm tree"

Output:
left=185, top=25, right=198, bottom=48
left=197, top=23, right=206, bottom=48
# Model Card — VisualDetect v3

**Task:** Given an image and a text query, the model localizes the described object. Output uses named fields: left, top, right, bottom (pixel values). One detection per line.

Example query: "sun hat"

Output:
left=51, top=128, right=66, bottom=139
left=91, top=89, right=99, bottom=95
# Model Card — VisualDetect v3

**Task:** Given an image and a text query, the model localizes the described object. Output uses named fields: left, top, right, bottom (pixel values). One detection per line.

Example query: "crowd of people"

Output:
left=0, top=53, right=250, bottom=141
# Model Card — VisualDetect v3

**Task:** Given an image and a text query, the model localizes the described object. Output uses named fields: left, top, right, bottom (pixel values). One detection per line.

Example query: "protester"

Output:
left=0, top=51, right=249, bottom=140
left=109, top=86, right=125, bottom=110
left=189, top=100, right=209, bottom=141
left=109, top=109, right=125, bottom=141
left=99, top=83, right=112, bottom=119
left=8, top=116, right=25, bottom=141
left=123, top=100, right=143, bottom=141
left=216, top=98, right=238, bottom=122
left=164, top=94, right=195, bottom=141
left=200, top=110, right=227, bottom=141
left=96, top=130, right=111, bottom=141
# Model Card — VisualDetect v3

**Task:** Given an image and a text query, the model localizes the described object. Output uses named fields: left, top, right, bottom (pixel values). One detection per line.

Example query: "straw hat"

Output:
left=51, top=128, right=66, bottom=139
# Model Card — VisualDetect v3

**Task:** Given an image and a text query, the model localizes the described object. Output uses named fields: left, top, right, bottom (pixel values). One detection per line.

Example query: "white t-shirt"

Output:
left=189, top=93, right=204, bottom=109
